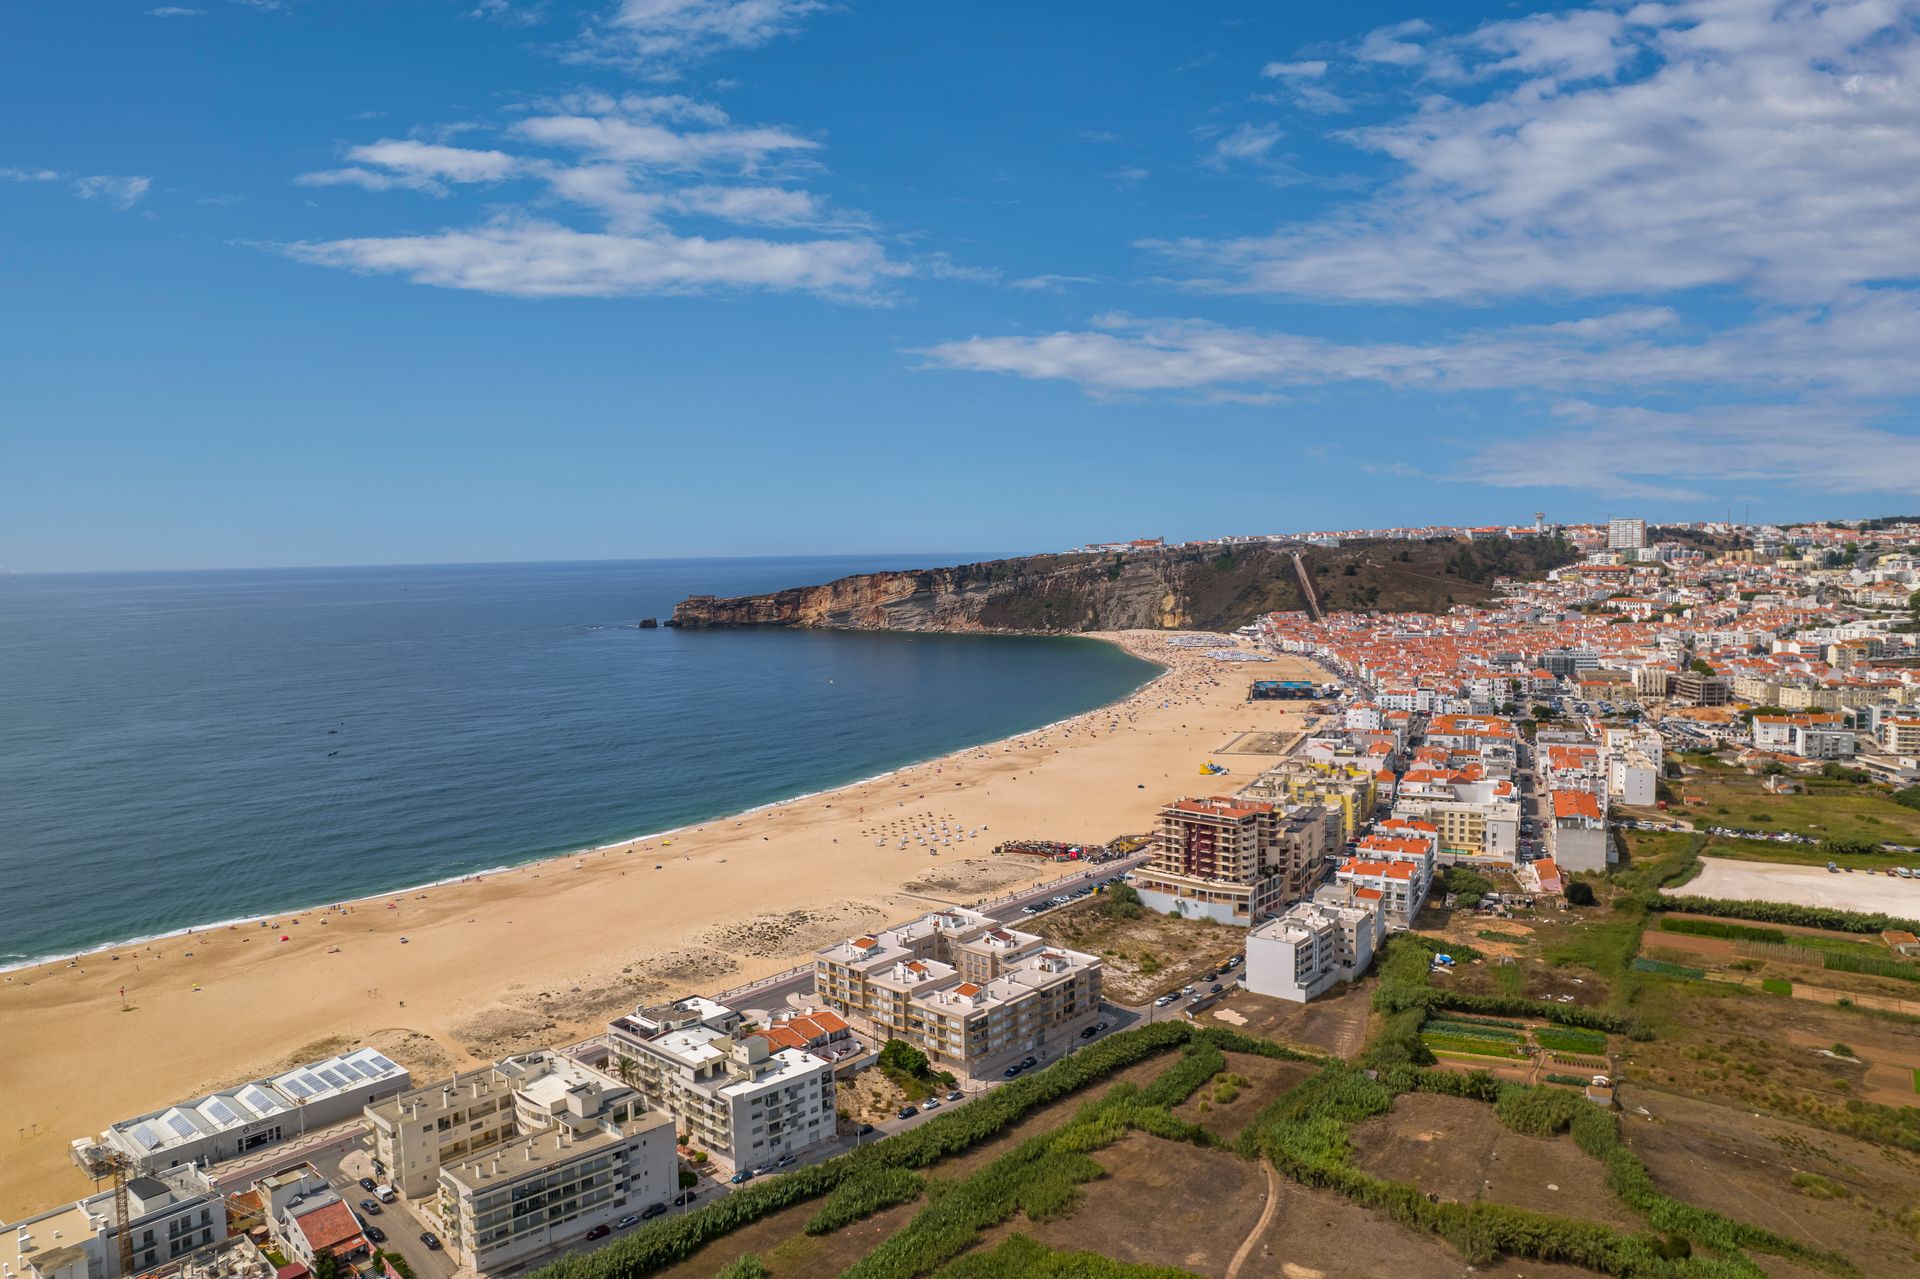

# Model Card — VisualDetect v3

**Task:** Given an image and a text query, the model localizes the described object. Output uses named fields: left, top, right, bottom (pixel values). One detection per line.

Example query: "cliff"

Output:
left=667, top=538, right=1578, bottom=634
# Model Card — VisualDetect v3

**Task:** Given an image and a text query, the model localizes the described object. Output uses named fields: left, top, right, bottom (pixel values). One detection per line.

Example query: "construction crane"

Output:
left=77, top=1142, right=137, bottom=1279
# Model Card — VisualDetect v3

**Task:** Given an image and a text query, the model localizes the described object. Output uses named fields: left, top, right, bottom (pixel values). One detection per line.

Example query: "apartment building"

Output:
left=1243, top=888, right=1385, bottom=1003
left=1134, top=797, right=1328, bottom=925
left=3, top=1166, right=228, bottom=1279
left=1238, top=761, right=1377, bottom=845
left=1881, top=717, right=1920, bottom=754
left=1607, top=518, right=1647, bottom=551
left=1547, top=788, right=1612, bottom=873
left=1390, top=778, right=1520, bottom=866
left=601, top=997, right=838, bottom=1175
left=813, top=909, right=1102, bottom=1078
left=1336, top=833, right=1436, bottom=929
left=364, top=1051, right=675, bottom=1272
left=1672, top=671, right=1732, bottom=706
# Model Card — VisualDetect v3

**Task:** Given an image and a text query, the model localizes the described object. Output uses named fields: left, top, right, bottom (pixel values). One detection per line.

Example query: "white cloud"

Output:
left=1355, top=19, right=1430, bottom=66
left=1010, top=274, right=1100, bottom=292
left=466, top=0, right=545, bottom=25
left=915, top=291, right=1920, bottom=402
left=1205, top=122, right=1283, bottom=167
left=566, top=0, right=826, bottom=74
left=0, top=166, right=61, bottom=182
left=347, top=139, right=521, bottom=183
left=1260, top=60, right=1326, bottom=78
left=1463, top=404, right=1920, bottom=502
left=72, top=175, right=151, bottom=209
left=1106, top=165, right=1149, bottom=186
left=146, top=7, right=207, bottom=16
left=513, top=114, right=816, bottom=169
left=284, top=220, right=901, bottom=300
left=1154, top=0, right=1920, bottom=303
left=294, top=166, right=444, bottom=194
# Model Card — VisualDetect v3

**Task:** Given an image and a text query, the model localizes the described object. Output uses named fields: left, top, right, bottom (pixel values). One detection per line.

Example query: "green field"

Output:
left=1678, top=773, right=1920, bottom=845
left=1703, top=835, right=1915, bottom=872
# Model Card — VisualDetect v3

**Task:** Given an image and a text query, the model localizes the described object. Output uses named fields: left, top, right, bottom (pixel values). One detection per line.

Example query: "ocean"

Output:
left=0, top=557, right=1160, bottom=968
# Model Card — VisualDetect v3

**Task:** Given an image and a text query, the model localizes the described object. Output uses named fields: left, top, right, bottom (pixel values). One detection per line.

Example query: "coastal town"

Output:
left=9, top=514, right=1920, bottom=1279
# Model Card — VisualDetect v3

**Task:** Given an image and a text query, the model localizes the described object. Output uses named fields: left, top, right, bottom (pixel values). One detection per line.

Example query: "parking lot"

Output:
left=1675, top=858, right=1920, bottom=911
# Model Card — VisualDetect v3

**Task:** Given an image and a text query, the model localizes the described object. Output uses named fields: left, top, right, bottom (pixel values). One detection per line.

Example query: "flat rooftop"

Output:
left=439, top=1110, right=670, bottom=1194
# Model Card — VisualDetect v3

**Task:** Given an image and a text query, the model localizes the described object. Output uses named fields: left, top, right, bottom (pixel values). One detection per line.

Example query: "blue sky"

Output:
left=5, top=0, right=1920, bottom=570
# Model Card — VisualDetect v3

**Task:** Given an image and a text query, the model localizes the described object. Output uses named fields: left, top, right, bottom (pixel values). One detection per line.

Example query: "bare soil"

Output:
left=1004, top=1132, right=1270, bottom=1277
left=1027, top=898, right=1246, bottom=1003
left=1173, top=1052, right=1319, bottom=1143
left=1625, top=1086, right=1920, bottom=1279
left=936, top=1052, right=1176, bottom=1177
left=1197, top=985, right=1371, bottom=1060
left=1348, top=1093, right=1641, bottom=1229
left=1234, top=1174, right=1604, bottom=1279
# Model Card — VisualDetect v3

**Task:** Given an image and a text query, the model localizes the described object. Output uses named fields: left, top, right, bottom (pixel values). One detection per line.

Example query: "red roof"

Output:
left=292, top=1201, right=366, bottom=1257
left=1551, top=790, right=1603, bottom=819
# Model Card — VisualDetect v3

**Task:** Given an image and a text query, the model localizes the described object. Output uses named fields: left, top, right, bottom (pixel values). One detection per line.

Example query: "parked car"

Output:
left=1003, top=1063, right=1024, bottom=1078
left=357, top=1177, right=377, bottom=1193
left=419, top=1233, right=442, bottom=1251
left=585, top=1224, right=612, bottom=1241
left=375, top=1185, right=396, bottom=1204
left=776, top=1153, right=797, bottom=1167
left=730, top=1169, right=756, bottom=1184
left=1020, top=1056, right=1037, bottom=1069
left=1209, top=983, right=1225, bottom=994
left=1079, top=1025, right=1099, bottom=1039
left=856, top=1123, right=876, bottom=1136
left=674, top=1191, right=698, bottom=1206
left=363, top=1227, right=386, bottom=1245
left=922, top=1096, right=941, bottom=1109
left=898, top=1104, right=919, bottom=1119
left=751, top=1163, right=775, bottom=1177
left=615, top=1215, right=640, bottom=1231
left=1154, top=994, right=1178, bottom=1008
left=359, top=1199, right=381, bottom=1215
left=946, top=1089, right=963, bottom=1102
left=641, top=1202, right=670, bottom=1220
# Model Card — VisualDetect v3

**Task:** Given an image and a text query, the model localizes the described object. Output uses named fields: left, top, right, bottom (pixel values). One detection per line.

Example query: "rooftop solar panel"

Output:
left=201, top=1099, right=239, bottom=1126
left=333, top=1059, right=365, bottom=1080
left=130, top=1124, right=160, bottom=1152
left=165, top=1112, right=196, bottom=1139
left=239, top=1085, right=283, bottom=1113
left=278, top=1076, right=313, bottom=1099
left=317, top=1068, right=348, bottom=1089
left=364, top=1053, right=399, bottom=1074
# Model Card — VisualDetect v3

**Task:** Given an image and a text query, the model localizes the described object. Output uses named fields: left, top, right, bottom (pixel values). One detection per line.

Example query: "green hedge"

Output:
left=1424, top=1019, right=1527, bottom=1043
left=802, top=1167, right=924, bottom=1235
left=1654, top=896, right=1920, bottom=935
left=1823, top=951, right=1920, bottom=983
left=1657, top=917, right=1786, bottom=944
left=1631, top=957, right=1704, bottom=980
left=526, top=1022, right=1191, bottom=1279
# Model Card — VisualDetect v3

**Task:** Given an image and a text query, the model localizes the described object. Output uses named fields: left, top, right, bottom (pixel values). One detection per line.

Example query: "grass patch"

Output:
left=1760, top=978, right=1792, bottom=996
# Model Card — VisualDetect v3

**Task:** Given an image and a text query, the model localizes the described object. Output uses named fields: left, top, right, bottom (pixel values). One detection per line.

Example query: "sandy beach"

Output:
left=0, top=632, right=1325, bottom=1216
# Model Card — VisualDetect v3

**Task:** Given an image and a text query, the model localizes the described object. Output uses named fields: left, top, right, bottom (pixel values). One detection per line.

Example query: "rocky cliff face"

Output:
left=667, top=538, right=1577, bottom=634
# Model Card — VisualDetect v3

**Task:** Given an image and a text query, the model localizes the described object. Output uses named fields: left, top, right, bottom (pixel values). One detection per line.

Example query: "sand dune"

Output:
left=0, top=632, right=1321, bottom=1216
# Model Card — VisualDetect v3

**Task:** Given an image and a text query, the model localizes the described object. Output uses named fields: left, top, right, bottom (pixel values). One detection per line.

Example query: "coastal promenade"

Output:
left=0, top=633, right=1325, bottom=1217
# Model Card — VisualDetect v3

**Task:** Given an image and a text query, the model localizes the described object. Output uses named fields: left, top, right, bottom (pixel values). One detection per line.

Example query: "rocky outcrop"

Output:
left=666, top=538, right=1578, bottom=634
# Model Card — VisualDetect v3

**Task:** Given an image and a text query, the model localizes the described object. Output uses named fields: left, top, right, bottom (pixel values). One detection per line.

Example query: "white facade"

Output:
left=85, top=1048, right=409, bottom=1177
left=1607, top=518, right=1647, bottom=551
left=4, top=1166, right=228, bottom=1279
left=1244, top=894, right=1384, bottom=1003
left=604, top=998, right=838, bottom=1173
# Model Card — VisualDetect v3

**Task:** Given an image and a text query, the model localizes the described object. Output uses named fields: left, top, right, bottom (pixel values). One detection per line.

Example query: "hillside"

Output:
left=667, top=537, right=1578, bottom=634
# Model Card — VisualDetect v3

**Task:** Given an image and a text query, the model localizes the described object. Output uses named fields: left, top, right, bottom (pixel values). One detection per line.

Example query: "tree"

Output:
left=1563, top=880, right=1597, bottom=907
left=679, top=1168, right=699, bottom=1190
left=1101, top=883, right=1145, bottom=920
left=313, top=1252, right=341, bottom=1279
left=1688, top=657, right=1715, bottom=676
left=877, top=1039, right=929, bottom=1078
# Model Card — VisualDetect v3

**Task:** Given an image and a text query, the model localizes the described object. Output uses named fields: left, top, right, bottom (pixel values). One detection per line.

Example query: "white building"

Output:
left=364, top=1050, right=676, bottom=1273
left=81, top=1048, right=409, bottom=1177
left=4, top=1165, right=228, bottom=1279
left=1608, top=518, right=1648, bottom=551
left=1243, top=891, right=1384, bottom=1003
left=604, top=997, right=839, bottom=1173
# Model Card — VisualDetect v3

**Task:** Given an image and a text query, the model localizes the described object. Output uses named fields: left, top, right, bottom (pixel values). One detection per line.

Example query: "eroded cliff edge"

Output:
left=667, top=539, right=1578, bottom=635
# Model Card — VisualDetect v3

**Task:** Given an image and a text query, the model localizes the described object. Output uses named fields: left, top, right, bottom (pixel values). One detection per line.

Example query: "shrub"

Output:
left=1564, top=880, right=1597, bottom=907
left=1654, top=896, right=1920, bottom=935
left=1493, top=1083, right=1587, bottom=1137
left=713, top=1259, right=769, bottom=1279
left=803, top=1167, right=923, bottom=1235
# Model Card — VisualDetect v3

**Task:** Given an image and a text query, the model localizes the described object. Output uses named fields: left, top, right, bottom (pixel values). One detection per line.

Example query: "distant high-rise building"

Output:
left=1607, top=517, right=1647, bottom=550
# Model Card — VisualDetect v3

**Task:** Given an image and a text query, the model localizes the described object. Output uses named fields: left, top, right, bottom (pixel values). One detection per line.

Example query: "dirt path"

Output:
left=1225, top=1161, right=1281, bottom=1279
